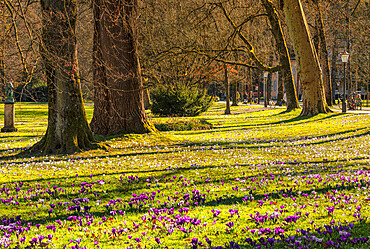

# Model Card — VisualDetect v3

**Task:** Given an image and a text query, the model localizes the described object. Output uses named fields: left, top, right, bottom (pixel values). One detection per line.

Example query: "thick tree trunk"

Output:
left=31, top=0, right=101, bottom=154
left=261, top=0, right=299, bottom=111
left=224, top=64, right=230, bottom=114
left=282, top=0, right=330, bottom=116
left=90, top=0, right=155, bottom=136
left=313, top=0, right=332, bottom=106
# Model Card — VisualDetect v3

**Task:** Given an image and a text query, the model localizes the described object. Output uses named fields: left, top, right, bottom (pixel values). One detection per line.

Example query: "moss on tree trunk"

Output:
left=30, top=0, right=103, bottom=154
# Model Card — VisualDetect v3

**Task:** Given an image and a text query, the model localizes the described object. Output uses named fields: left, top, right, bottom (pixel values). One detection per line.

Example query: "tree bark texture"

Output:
left=224, top=64, right=230, bottom=114
left=32, top=0, right=100, bottom=154
left=282, top=0, right=330, bottom=116
left=313, top=0, right=332, bottom=106
left=91, top=0, right=155, bottom=136
left=261, top=0, right=299, bottom=111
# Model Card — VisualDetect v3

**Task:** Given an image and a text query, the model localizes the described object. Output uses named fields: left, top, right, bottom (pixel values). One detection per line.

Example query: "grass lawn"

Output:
left=0, top=102, right=370, bottom=248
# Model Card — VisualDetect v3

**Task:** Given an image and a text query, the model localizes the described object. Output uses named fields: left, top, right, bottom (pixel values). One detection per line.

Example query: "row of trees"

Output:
left=1, top=0, right=368, bottom=154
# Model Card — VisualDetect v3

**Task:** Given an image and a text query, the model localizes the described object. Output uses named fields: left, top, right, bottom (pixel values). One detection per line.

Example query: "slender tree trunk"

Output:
left=331, top=37, right=338, bottom=105
left=296, top=72, right=300, bottom=100
left=262, top=0, right=299, bottom=111
left=267, top=55, right=273, bottom=105
left=0, top=1, right=5, bottom=90
left=143, top=88, right=151, bottom=110
left=267, top=72, right=272, bottom=105
left=90, top=0, right=155, bottom=136
left=247, top=67, right=252, bottom=104
left=281, top=0, right=330, bottom=116
left=224, top=64, right=230, bottom=114
left=0, top=50, right=4, bottom=88
left=232, top=81, right=238, bottom=106
left=0, top=47, right=4, bottom=94
left=277, top=72, right=284, bottom=104
left=313, top=0, right=332, bottom=106
left=31, top=0, right=101, bottom=154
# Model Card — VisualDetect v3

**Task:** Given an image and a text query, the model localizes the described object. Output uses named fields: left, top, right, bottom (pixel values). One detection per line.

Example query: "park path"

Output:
left=233, top=102, right=370, bottom=114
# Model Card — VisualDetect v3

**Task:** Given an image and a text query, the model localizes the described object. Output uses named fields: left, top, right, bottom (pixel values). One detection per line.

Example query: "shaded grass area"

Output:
left=0, top=103, right=370, bottom=248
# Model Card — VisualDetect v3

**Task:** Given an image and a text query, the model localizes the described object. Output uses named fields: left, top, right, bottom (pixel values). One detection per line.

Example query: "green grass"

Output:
left=0, top=102, right=370, bottom=248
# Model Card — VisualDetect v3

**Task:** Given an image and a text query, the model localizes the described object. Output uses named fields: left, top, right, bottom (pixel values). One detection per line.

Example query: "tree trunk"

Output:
left=282, top=0, right=330, bottom=116
left=90, top=0, right=155, bottom=136
left=143, top=88, right=151, bottom=110
left=0, top=50, right=3, bottom=88
left=331, top=36, right=338, bottom=105
left=266, top=55, right=273, bottom=106
left=231, top=81, right=238, bottom=106
left=224, top=64, right=230, bottom=114
left=277, top=72, right=284, bottom=105
left=267, top=72, right=272, bottom=106
left=261, top=0, right=299, bottom=111
left=313, top=0, right=332, bottom=106
left=0, top=1, right=5, bottom=90
left=247, top=67, right=253, bottom=104
left=31, top=0, right=101, bottom=154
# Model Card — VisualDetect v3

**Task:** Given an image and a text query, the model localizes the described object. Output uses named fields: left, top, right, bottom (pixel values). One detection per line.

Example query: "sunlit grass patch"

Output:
left=0, top=103, right=370, bottom=248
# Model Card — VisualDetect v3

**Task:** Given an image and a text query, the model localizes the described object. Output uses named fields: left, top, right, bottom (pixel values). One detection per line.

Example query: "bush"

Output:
left=14, top=78, right=48, bottom=102
left=151, top=85, right=214, bottom=116
left=153, top=118, right=213, bottom=131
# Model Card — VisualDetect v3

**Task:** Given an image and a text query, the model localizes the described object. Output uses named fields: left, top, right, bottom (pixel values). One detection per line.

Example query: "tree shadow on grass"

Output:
left=1, top=119, right=369, bottom=195
left=176, top=126, right=370, bottom=149
left=211, top=112, right=345, bottom=131
left=0, top=134, right=39, bottom=139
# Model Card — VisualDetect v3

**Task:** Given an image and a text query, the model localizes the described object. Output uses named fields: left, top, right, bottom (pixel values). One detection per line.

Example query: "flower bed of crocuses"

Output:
left=0, top=103, right=370, bottom=249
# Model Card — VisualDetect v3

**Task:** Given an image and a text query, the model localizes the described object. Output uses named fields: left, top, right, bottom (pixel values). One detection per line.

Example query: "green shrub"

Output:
left=153, top=118, right=213, bottom=131
left=14, top=77, right=48, bottom=102
left=151, top=85, right=214, bottom=116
